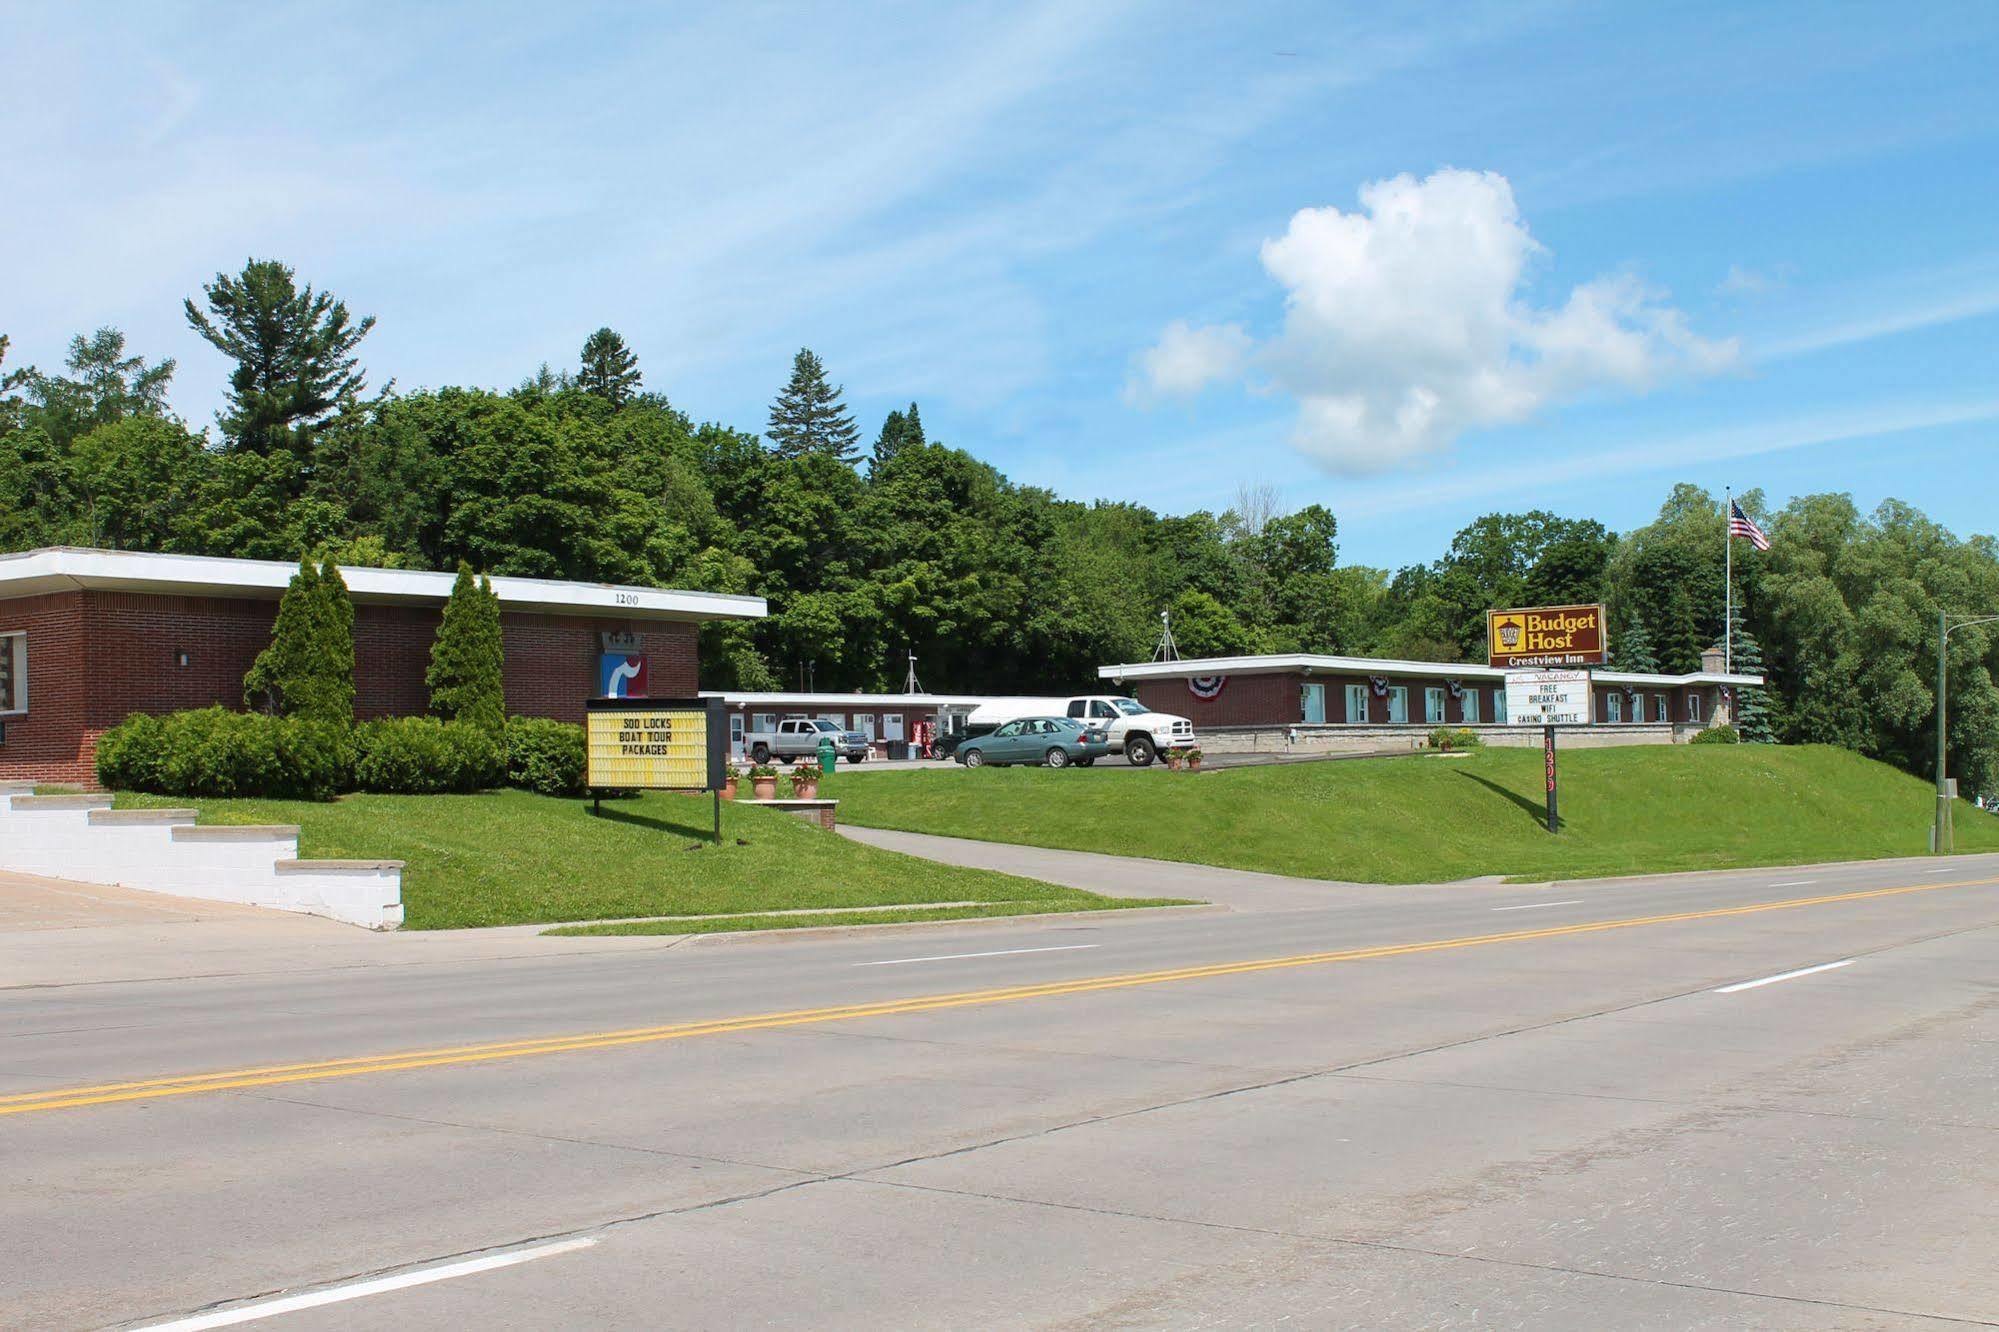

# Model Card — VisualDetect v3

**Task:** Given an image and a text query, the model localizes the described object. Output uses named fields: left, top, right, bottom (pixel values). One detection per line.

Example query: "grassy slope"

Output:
left=825, top=744, right=1999, bottom=883
left=115, top=788, right=1177, bottom=930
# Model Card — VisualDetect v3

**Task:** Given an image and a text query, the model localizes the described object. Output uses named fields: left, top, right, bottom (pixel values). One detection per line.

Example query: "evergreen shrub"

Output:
left=352, top=717, right=504, bottom=794
left=504, top=717, right=587, bottom=796
left=1690, top=724, right=1741, bottom=745
left=95, top=707, right=350, bottom=800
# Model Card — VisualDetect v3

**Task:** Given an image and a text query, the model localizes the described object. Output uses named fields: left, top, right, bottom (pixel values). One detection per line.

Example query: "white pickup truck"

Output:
left=963, top=694, right=1195, bottom=767
left=744, top=717, right=871, bottom=764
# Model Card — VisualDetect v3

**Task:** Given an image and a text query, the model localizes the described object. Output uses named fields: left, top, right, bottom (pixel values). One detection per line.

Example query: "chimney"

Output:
left=1699, top=643, right=1728, bottom=674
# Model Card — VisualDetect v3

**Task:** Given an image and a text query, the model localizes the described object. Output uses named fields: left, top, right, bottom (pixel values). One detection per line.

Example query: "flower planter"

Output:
left=791, top=774, right=819, bottom=800
left=721, top=777, right=739, bottom=801
left=1187, top=755, right=1202, bottom=772
left=751, top=776, right=778, bottom=800
left=1165, top=753, right=1184, bottom=771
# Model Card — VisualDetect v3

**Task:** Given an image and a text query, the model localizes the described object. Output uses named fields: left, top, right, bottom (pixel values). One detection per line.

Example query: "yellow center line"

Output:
left=4, top=875, right=1992, bottom=1118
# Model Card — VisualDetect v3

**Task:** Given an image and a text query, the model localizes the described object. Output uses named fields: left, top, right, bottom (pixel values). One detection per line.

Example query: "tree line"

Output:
left=3, top=258, right=1996, bottom=796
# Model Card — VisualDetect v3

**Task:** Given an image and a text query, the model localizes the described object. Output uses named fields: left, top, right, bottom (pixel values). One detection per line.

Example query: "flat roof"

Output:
left=700, top=691, right=1003, bottom=708
left=0, top=547, right=765, bottom=624
left=1098, top=653, right=1762, bottom=689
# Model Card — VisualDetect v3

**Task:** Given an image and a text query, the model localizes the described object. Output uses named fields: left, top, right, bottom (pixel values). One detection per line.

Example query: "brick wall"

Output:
left=0, top=588, right=707, bottom=781
left=0, top=592, right=91, bottom=784
left=1138, top=674, right=1302, bottom=727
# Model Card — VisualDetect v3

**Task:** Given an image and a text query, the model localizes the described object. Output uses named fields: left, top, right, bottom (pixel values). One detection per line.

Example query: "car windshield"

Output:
left=1110, top=698, right=1148, bottom=716
left=812, top=720, right=840, bottom=732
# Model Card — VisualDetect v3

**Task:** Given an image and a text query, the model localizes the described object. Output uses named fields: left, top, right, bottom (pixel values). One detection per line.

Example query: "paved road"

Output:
left=3, top=853, right=1997, bottom=1328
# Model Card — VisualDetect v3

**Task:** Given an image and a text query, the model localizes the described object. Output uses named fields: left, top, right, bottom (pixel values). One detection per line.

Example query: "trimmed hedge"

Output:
left=353, top=717, right=505, bottom=794
left=505, top=716, right=587, bottom=797
left=1427, top=726, right=1486, bottom=752
left=1690, top=724, right=1742, bottom=745
left=94, top=707, right=352, bottom=801
left=97, top=709, right=591, bottom=801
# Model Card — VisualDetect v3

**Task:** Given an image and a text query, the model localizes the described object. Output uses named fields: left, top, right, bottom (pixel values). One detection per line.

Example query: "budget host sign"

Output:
left=1486, top=604, right=1607, bottom=670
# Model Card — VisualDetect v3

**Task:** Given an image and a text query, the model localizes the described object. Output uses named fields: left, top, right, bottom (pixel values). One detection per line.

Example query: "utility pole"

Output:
left=1936, top=611, right=1999, bottom=853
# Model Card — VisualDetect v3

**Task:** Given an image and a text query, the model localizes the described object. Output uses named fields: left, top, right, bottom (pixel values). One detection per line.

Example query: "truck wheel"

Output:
left=1125, top=735, right=1156, bottom=767
left=1044, top=747, right=1071, bottom=769
left=963, top=748, right=986, bottom=768
left=751, top=743, right=771, bottom=763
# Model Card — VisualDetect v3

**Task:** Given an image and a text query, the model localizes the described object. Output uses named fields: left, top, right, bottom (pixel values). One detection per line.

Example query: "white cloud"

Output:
left=1133, top=168, right=1737, bottom=473
left=1123, top=320, right=1252, bottom=403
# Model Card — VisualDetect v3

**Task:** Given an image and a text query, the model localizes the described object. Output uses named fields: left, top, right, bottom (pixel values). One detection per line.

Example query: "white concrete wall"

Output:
left=0, top=787, right=403, bottom=929
left=1199, top=722, right=1700, bottom=755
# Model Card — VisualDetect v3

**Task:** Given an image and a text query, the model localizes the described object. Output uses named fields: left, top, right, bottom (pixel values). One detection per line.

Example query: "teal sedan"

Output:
left=955, top=717, right=1111, bottom=769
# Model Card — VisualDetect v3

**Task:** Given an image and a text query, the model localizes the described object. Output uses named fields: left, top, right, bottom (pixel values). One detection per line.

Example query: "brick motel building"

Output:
left=0, top=548, right=766, bottom=784
left=1100, top=652, right=1763, bottom=754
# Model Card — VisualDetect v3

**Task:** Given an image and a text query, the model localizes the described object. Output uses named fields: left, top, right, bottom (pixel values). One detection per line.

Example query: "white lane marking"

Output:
left=1767, top=879, right=1818, bottom=888
left=1714, top=959, right=1853, bottom=994
left=857, top=944, right=1100, bottom=967
left=137, top=1238, right=597, bottom=1330
left=1490, top=899, right=1584, bottom=912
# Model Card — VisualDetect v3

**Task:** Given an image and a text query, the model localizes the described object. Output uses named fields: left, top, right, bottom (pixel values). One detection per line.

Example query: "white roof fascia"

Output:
left=1098, top=654, right=1761, bottom=689
left=0, top=547, right=764, bottom=623
left=700, top=692, right=1010, bottom=708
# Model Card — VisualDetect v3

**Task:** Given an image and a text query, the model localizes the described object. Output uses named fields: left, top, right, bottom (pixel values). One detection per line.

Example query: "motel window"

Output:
left=1345, top=684, right=1369, bottom=724
left=1493, top=689, right=1507, bottom=724
left=1386, top=687, right=1408, bottom=725
left=1425, top=687, right=1445, bottom=724
left=1655, top=695, right=1668, bottom=723
left=1301, top=683, right=1326, bottom=725
left=0, top=632, right=26, bottom=713
left=753, top=713, right=777, bottom=733
left=882, top=714, right=906, bottom=741
left=1462, top=690, right=1480, bottom=724
left=1686, top=692, right=1702, bottom=724
left=1605, top=692, right=1622, bottom=723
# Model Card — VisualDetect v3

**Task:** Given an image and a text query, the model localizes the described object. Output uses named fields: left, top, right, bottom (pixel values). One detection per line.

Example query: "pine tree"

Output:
left=1727, top=608, right=1774, bottom=742
left=577, top=328, right=641, bottom=407
left=871, top=401, right=927, bottom=470
left=766, top=348, right=860, bottom=463
left=871, top=409, right=906, bottom=469
left=245, top=557, right=355, bottom=724
left=427, top=564, right=506, bottom=730
left=184, top=259, right=375, bottom=459
left=1612, top=622, right=1659, bottom=673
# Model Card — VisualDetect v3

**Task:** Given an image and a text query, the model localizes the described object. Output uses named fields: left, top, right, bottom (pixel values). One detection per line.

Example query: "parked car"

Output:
left=953, top=716, right=1110, bottom=769
left=962, top=694, right=1195, bottom=767
left=745, top=717, right=871, bottom=764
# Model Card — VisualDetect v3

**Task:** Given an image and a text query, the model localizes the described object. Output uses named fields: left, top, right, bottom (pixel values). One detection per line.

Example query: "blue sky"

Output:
left=5, top=1, right=1997, bottom=569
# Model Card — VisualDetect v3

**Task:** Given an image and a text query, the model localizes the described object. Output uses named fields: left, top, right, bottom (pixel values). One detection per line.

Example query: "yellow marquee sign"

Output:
left=585, top=697, right=725, bottom=792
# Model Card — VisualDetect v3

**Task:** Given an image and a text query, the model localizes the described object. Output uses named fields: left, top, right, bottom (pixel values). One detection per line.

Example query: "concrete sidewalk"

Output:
left=836, top=824, right=1456, bottom=911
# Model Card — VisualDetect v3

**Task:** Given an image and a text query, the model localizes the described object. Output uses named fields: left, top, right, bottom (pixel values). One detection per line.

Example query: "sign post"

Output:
left=1543, top=725, right=1558, bottom=833
left=1505, top=670, right=1591, bottom=834
left=584, top=696, right=729, bottom=842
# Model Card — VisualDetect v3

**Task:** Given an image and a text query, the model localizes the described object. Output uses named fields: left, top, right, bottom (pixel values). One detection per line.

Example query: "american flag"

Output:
left=1728, top=500, right=1770, bottom=551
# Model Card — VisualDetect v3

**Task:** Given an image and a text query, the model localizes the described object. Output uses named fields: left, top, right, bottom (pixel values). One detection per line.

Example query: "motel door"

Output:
left=883, top=714, right=906, bottom=742
left=729, top=713, right=746, bottom=759
left=1300, top=683, right=1326, bottom=724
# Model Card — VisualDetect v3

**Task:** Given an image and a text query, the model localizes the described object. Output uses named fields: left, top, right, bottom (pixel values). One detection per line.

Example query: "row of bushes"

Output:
left=95, top=708, right=587, bottom=801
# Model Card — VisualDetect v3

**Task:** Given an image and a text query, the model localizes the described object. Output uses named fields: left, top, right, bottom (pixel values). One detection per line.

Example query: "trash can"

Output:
left=889, top=741, right=911, bottom=761
left=817, top=737, right=837, bottom=774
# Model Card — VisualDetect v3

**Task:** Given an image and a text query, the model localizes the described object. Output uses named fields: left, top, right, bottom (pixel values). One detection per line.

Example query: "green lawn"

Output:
left=823, top=744, right=1999, bottom=883
left=113, top=788, right=1180, bottom=930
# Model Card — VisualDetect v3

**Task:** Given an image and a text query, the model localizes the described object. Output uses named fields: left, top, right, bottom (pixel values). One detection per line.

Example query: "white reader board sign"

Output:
left=1505, top=670, right=1592, bottom=726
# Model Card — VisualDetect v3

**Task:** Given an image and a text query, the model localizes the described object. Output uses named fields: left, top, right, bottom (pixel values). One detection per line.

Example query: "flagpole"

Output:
left=1724, top=487, right=1733, bottom=673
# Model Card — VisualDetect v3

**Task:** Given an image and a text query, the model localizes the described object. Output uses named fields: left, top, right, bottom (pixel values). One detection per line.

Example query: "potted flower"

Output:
left=1165, top=748, right=1185, bottom=771
left=721, top=764, right=741, bottom=801
left=748, top=763, right=779, bottom=800
left=790, top=761, right=819, bottom=799
left=1184, top=746, right=1203, bottom=772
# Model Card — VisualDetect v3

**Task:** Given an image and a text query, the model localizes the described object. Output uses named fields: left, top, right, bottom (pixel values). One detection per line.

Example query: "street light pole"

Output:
left=1935, top=611, right=1999, bottom=854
